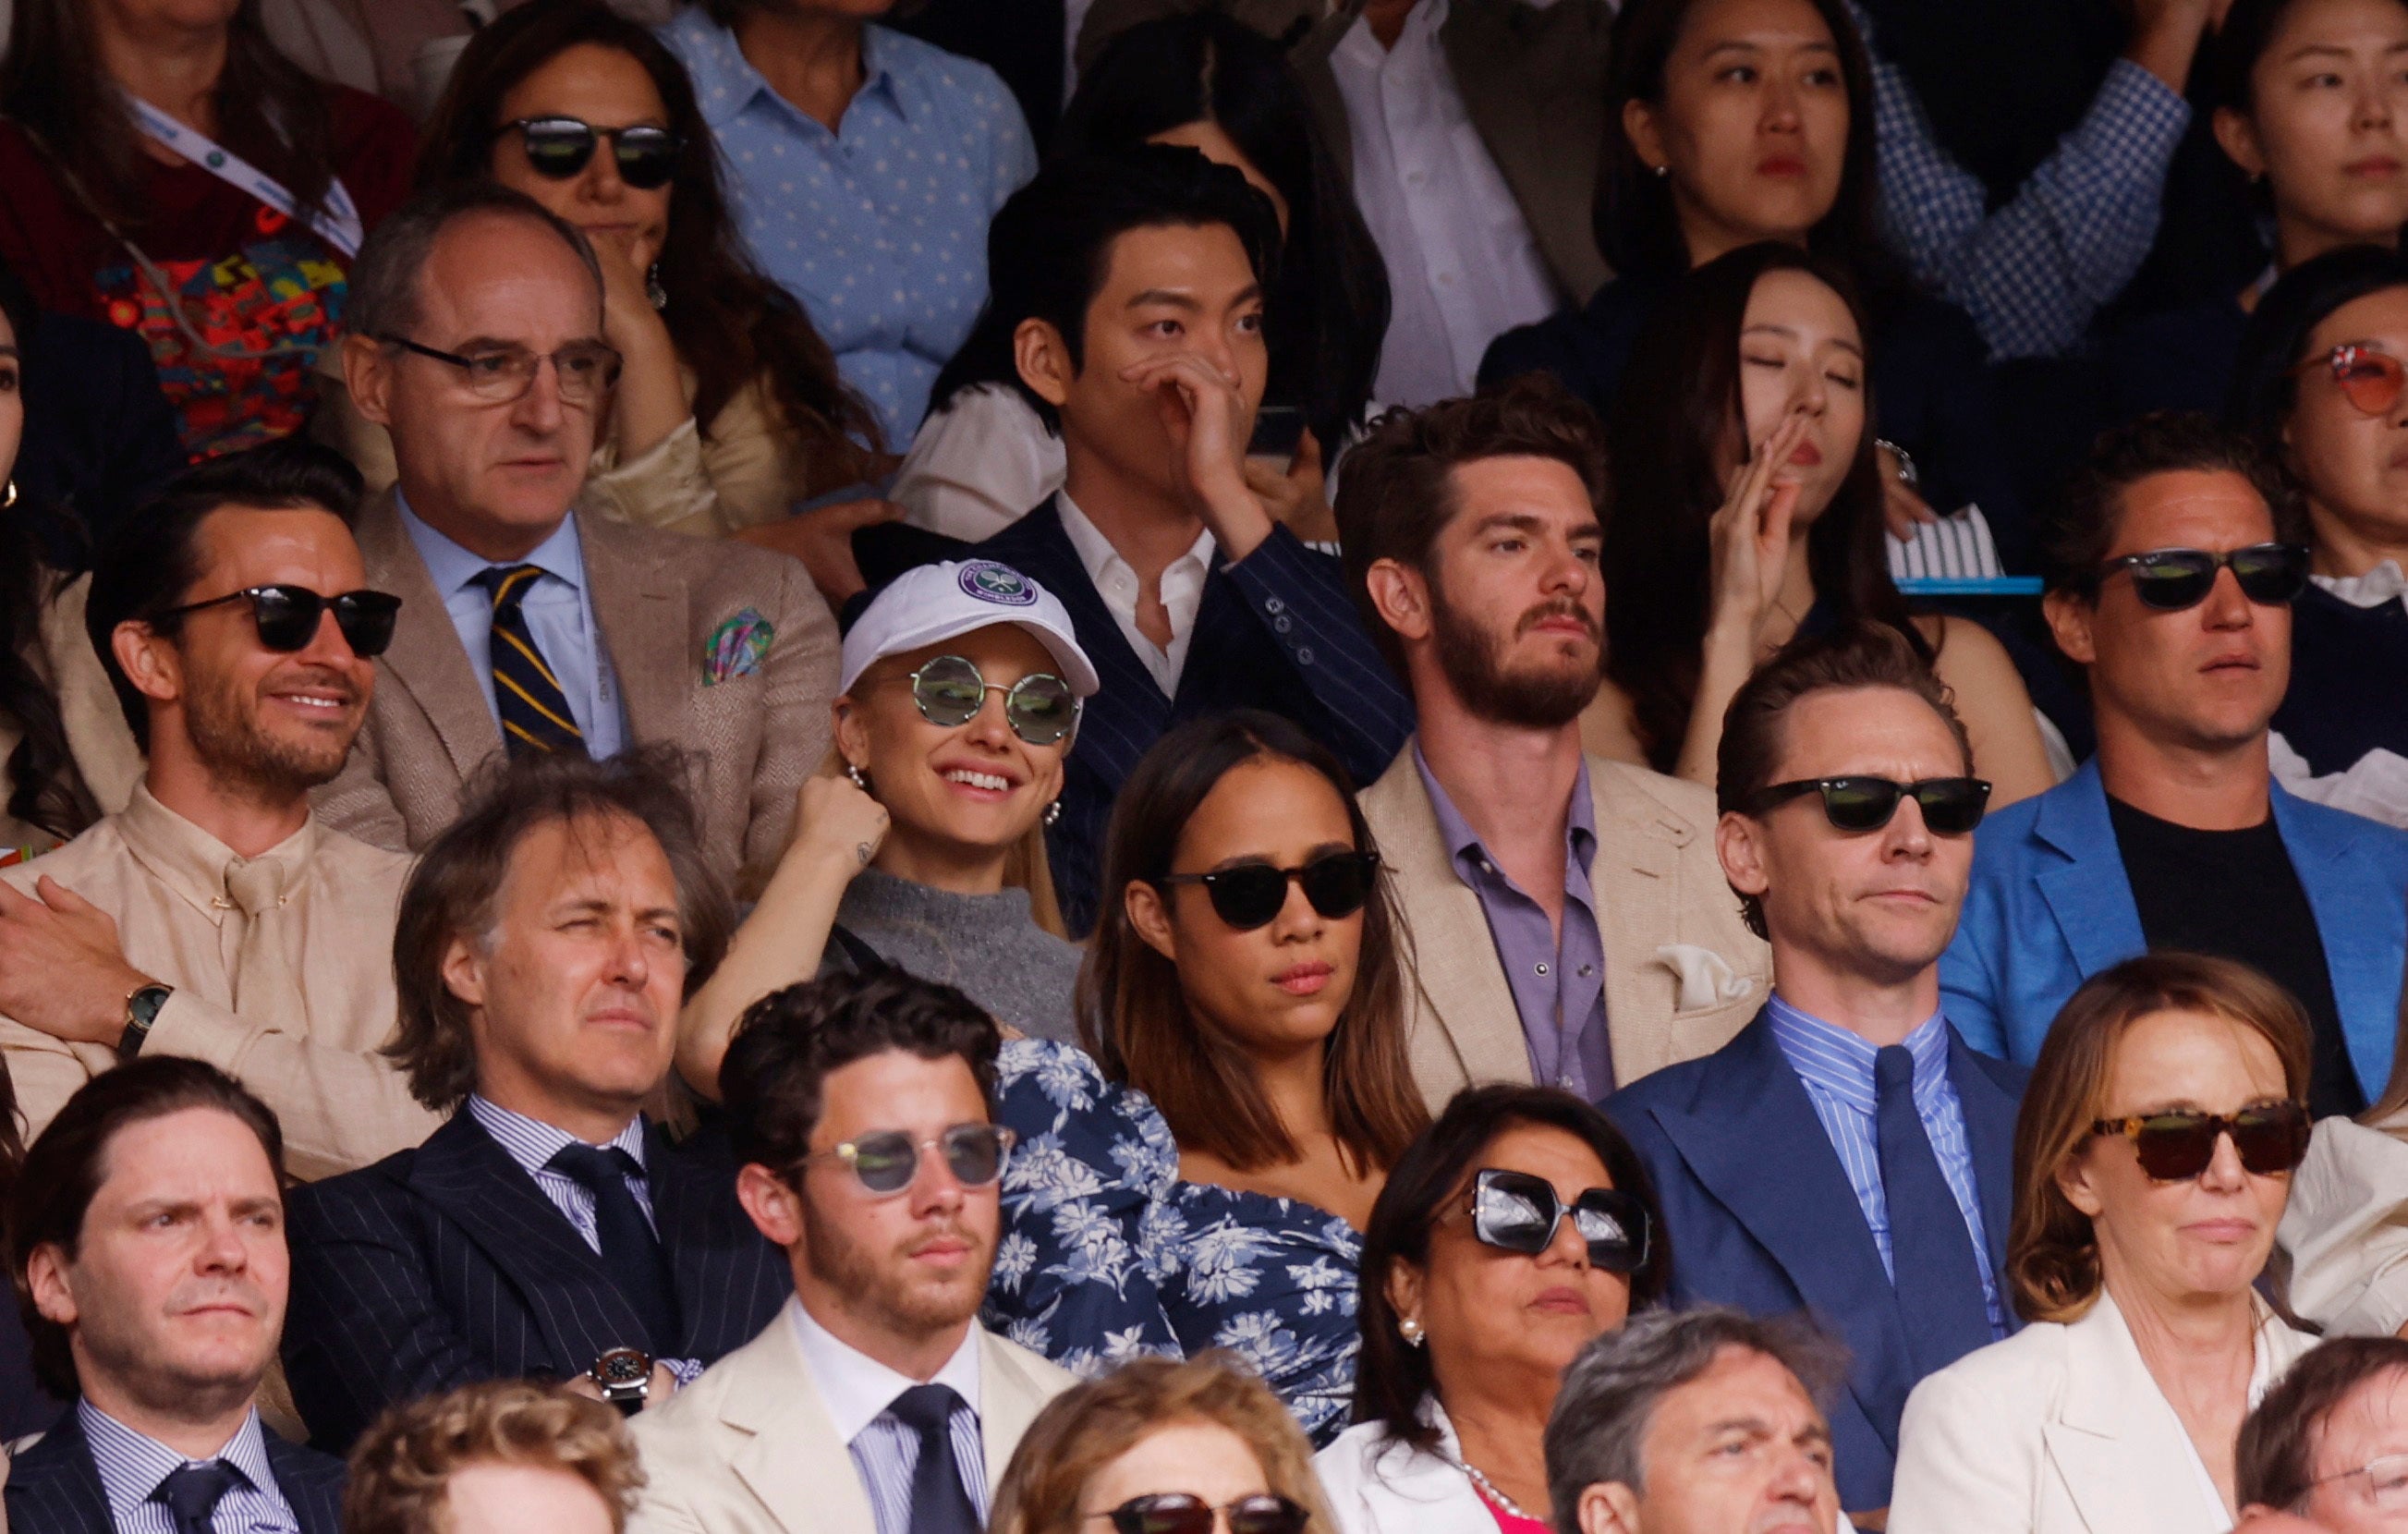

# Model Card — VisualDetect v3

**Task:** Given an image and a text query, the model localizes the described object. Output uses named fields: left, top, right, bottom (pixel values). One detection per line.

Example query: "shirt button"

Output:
left=1535, top=962, right=1550, bottom=977
left=1478, top=860, right=1495, bottom=875
left=1579, top=964, right=1594, bottom=977
left=1559, top=1076, right=1575, bottom=1090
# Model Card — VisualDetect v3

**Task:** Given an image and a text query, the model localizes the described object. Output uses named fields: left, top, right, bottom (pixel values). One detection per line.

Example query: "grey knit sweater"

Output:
left=825, top=869, right=1082, bottom=1041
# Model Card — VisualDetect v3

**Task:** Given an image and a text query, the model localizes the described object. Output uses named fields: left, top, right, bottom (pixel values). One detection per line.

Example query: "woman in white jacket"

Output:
left=1315, top=1086, right=1670, bottom=1534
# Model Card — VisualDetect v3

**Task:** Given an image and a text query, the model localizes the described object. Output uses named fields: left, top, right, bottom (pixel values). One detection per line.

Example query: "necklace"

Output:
left=1457, top=1458, right=1540, bottom=1523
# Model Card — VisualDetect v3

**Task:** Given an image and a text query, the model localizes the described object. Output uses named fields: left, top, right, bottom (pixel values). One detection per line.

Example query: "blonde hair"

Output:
left=989, top=1357, right=1337, bottom=1534
left=342, top=1381, right=645, bottom=1534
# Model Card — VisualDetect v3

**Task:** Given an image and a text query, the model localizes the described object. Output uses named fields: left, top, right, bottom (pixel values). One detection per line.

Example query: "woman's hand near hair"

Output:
left=675, top=773, right=890, bottom=1101
left=590, top=236, right=690, bottom=467
left=1672, top=408, right=1808, bottom=785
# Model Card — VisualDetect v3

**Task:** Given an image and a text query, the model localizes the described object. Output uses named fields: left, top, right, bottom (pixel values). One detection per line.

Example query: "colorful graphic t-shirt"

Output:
left=0, top=87, right=414, bottom=459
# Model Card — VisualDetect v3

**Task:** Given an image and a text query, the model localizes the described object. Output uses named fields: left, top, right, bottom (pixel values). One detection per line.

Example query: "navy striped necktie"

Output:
left=476, top=564, right=585, bottom=757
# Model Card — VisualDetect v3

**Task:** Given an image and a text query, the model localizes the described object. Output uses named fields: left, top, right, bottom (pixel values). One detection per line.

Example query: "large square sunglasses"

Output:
left=502, top=117, right=685, bottom=189
left=2089, top=1100, right=2310, bottom=1182
left=799, top=1123, right=1015, bottom=1198
left=1746, top=776, right=1991, bottom=836
left=154, top=584, right=402, bottom=658
left=2094, top=543, right=2310, bottom=613
left=906, top=654, right=1080, bottom=746
left=1463, top=1168, right=1652, bottom=1272
left=1154, top=850, right=1380, bottom=931
left=1088, top=1495, right=1308, bottom=1534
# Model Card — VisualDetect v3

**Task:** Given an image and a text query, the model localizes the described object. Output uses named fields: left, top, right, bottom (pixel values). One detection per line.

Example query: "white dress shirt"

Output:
left=1055, top=492, right=1213, bottom=697
left=789, top=1301, right=989, bottom=1534
left=1330, top=0, right=1563, bottom=406
left=2268, top=560, right=2408, bottom=828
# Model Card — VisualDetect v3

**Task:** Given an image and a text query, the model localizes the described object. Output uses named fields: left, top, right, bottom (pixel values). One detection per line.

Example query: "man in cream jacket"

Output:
left=628, top=968, right=1073, bottom=1534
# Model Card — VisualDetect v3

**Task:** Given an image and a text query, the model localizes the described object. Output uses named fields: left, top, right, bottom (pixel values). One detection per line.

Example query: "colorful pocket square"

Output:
left=704, top=609, right=774, bottom=686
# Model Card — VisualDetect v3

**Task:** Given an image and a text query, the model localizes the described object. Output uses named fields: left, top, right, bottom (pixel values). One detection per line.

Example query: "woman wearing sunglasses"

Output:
left=991, top=1356, right=1336, bottom=1534
left=1587, top=242, right=2059, bottom=807
left=987, top=710, right=1429, bottom=1445
left=327, top=0, right=888, bottom=601
left=2223, top=244, right=2408, bottom=829
left=1318, top=1086, right=1668, bottom=1534
left=674, top=561, right=1094, bottom=1080
left=1889, top=953, right=2320, bottom=1534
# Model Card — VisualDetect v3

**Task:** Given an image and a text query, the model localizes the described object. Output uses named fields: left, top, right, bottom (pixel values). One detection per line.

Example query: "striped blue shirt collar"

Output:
left=81, top=1403, right=277, bottom=1526
left=395, top=487, right=587, bottom=605
left=668, top=8, right=905, bottom=132
left=466, top=1094, right=648, bottom=1179
left=1765, top=992, right=1952, bottom=1114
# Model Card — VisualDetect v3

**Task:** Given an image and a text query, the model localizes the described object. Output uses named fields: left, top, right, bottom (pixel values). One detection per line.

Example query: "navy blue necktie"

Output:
left=152, top=1462, right=241, bottom=1534
left=476, top=565, right=585, bottom=757
left=547, top=1141, right=681, bottom=1357
left=1874, top=1044, right=1996, bottom=1375
left=887, top=1383, right=980, bottom=1534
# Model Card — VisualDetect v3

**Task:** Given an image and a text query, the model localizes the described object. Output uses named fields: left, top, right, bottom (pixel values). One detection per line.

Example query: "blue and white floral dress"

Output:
left=983, top=1038, right=1367, bottom=1444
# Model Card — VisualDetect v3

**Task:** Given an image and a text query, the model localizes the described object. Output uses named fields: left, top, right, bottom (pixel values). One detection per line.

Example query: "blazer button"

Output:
left=1273, top=615, right=1292, bottom=633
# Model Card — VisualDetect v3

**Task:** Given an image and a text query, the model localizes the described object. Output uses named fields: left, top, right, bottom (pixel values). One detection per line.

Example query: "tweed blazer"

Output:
left=4, top=1409, right=346, bottom=1534
left=315, top=489, right=838, bottom=890
left=627, top=1297, right=1076, bottom=1534
left=1359, top=744, right=1770, bottom=1110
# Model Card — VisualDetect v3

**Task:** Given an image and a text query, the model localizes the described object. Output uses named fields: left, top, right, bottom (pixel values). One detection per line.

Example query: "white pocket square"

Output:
left=1655, top=944, right=1755, bottom=1012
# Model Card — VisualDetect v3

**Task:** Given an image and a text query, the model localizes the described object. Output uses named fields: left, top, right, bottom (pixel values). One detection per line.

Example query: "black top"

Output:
left=2106, top=794, right=2365, bottom=1119
left=2277, top=581, right=2408, bottom=779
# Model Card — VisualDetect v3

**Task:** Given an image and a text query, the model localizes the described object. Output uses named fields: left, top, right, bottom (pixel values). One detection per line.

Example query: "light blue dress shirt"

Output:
left=83, top=1404, right=299, bottom=1534
left=658, top=8, right=1038, bottom=444
left=1765, top=993, right=2006, bottom=1336
left=395, top=493, right=626, bottom=760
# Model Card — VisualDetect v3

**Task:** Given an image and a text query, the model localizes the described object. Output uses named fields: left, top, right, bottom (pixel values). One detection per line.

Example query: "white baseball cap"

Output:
left=840, top=560, right=1101, bottom=700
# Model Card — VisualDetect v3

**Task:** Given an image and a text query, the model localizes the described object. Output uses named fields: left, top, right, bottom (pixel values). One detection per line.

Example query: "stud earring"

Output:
left=3, top=480, right=17, bottom=509
left=1043, top=798, right=1062, bottom=827
left=845, top=762, right=871, bottom=793
left=646, top=262, right=668, bottom=310
left=1653, top=163, right=1671, bottom=178
left=1399, top=1317, right=1425, bottom=1347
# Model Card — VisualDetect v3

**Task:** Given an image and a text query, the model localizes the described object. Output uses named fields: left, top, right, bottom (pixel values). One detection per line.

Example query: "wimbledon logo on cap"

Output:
left=959, top=561, right=1039, bottom=607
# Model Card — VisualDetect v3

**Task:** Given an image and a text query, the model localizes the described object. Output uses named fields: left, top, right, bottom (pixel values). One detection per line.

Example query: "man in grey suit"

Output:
left=316, top=182, right=838, bottom=893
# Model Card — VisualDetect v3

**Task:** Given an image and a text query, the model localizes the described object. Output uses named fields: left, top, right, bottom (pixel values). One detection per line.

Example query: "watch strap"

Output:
left=117, top=984, right=172, bottom=1064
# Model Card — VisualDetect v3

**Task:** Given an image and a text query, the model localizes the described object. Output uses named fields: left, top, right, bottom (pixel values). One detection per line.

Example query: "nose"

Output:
left=603, top=919, right=653, bottom=991
left=961, top=686, right=1016, bottom=749
left=1761, top=70, right=1802, bottom=131
left=193, top=1209, right=251, bottom=1274
left=1540, top=1203, right=1590, bottom=1269
left=908, top=1142, right=969, bottom=1214
left=1764, top=1443, right=1826, bottom=1507
left=1268, top=870, right=1326, bottom=942
left=511, top=355, right=568, bottom=433
left=1542, top=536, right=1596, bottom=601
left=581, top=140, right=628, bottom=203
left=296, top=603, right=360, bottom=666
left=1879, top=792, right=1934, bottom=860
left=2359, top=76, right=2397, bottom=131
left=2198, top=1126, right=2251, bottom=1192
left=2200, top=565, right=2255, bottom=630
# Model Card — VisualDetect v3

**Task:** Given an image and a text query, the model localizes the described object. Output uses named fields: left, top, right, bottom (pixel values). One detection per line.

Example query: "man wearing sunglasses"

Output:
left=0, top=444, right=441, bottom=1180
left=628, top=968, right=1074, bottom=1534
left=1603, top=626, right=2027, bottom=1520
left=281, top=751, right=791, bottom=1454
left=1336, top=384, right=1770, bottom=1113
left=322, top=182, right=838, bottom=895
left=1942, top=412, right=2408, bottom=1117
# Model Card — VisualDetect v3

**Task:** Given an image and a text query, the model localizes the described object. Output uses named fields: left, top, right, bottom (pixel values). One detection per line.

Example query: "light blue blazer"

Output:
left=1940, top=760, right=2408, bottom=1094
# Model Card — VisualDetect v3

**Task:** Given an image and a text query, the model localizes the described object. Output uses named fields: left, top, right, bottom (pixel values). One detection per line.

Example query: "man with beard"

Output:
left=1336, top=380, right=1769, bottom=1112
left=0, top=445, right=438, bottom=1177
left=1603, top=625, right=2027, bottom=1519
left=6, top=1059, right=346, bottom=1534
left=280, top=751, right=790, bottom=1454
left=626, top=968, right=1073, bottom=1534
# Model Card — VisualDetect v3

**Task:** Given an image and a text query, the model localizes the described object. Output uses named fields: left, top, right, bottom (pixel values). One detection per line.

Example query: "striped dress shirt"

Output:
left=1764, top=994, right=2005, bottom=1335
left=788, top=1300, right=989, bottom=1534
left=81, top=1405, right=298, bottom=1534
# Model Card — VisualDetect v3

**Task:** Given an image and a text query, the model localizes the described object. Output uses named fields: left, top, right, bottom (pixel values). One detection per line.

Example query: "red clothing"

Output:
left=0, top=86, right=415, bottom=459
left=1474, top=1482, right=1551, bottom=1534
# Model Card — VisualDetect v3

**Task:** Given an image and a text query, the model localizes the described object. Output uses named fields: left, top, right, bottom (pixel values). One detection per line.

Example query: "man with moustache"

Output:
left=0, top=445, right=437, bottom=1179
left=1603, top=625, right=2026, bottom=1519
left=1941, top=414, right=2408, bottom=1117
left=6, top=1059, right=347, bottom=1534
left=626, top=968, right=1075, bottom=1534
left=280, top=751, right=791, bottom=1454
left=1337, top=381, right=1770, bottom=1111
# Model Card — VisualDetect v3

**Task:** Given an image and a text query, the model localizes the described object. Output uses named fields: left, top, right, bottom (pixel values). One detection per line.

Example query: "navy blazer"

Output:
left=4, top=1409, right=345, bottom=1534
left=969, top=499, right=1415, bottom=933
left=281, top=1111, right=792, bottom=1454
left=1940, top=760, right=2408, bottom=1092
left=1602, top=1009, right=2026, bottom=1513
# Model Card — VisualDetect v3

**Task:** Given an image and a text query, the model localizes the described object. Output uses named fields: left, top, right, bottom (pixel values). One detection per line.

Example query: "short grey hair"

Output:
left=346, top=181, right=602, bottom=343
left=1542, top=1308, right=1850, bottom=1534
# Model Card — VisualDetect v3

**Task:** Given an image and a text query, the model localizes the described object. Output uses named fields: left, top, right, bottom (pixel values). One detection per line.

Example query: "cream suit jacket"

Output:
left=627, top=1300, right=1076, bottom=1534
left=315, top=489, right=838, bottom=891
left=2279, top=1114, right=2408, bottom=1336
left=1358, top=745, right=1771, bottom=1111
left=1889, top=1289, right=2317, bottom=1534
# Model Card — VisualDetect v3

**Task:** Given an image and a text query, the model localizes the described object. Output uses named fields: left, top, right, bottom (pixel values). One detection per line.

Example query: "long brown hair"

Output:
left=1079, top=712, right=1428, bottom=1175
left=1, top=0, right=335, bottom=231
left=2007, top=953, right=2312, bottom=1324
left=417, top=0, right=882, bottom=474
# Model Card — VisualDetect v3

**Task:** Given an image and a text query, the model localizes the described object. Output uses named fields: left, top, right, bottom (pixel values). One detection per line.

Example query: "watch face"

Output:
left=592, top=1347, right=651, bottom=1387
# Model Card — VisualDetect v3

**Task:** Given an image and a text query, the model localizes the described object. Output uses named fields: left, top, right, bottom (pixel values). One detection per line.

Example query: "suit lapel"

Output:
left=1589, top=764, right=1705, bottom=1085
left=2043, top=1294, right=2195, bottom=1534
left=1947, top=1034, right=2025, bottom=1296
left=578, top=509, right=691, bottom=747
left=262, top=1431, right=347, bottom=1534
left=723, top=1309, right=878, bottom=1534
left=2031, top=762, right=2147, bottom=983
left=976, top=1332, right=1054, bottom=1480
left=646, top=1126, right=790, bottom=1359
left=404, top=1112, right=651, bottom=1373
left=7, top=1411, right=112, bottom=1534
left=2271, top=783, right=2404, bottom=1099
left=991, top=501, right=1167, bottom=794
left=355, top=490, right=503, bottom=778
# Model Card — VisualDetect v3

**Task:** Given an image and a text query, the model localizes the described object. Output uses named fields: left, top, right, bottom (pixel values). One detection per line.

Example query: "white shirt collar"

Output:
left=786, top=1295, right=983, bottom=1445
left=2312, top=559, right=2408, bottom=610
left=1053, top=492, right=1214, bottom=694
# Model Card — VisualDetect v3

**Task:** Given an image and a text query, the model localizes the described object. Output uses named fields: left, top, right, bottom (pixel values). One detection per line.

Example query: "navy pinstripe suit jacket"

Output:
left=4, top=1410, right=344, bottom=1534
left=280, top=1111, right=791, bottom=1454
left=971, top=500, right=1416, bottom=933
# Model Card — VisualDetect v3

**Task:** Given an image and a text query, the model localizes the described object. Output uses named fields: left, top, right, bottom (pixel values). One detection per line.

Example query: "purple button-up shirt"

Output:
left=1416, top=748, right=1611, bottom=1098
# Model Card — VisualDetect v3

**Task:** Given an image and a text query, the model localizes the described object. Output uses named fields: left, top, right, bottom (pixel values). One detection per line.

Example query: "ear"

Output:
left=833, top=696, right=870, bottom=777
left=2041, top=589, right=2098, bottom=667
left=342, top=332, right=396, bottom=428
left=111, top=621, right=182, bottom=711
left=2056, top=1141, right=2107, bottom=1220
left=25, top=1242, right=78, bottom=1330
left=1124, top=878, right=1178, bottom=964
left=1364, top=557, right=1435, bottom=647
left=440, top=931, right=490, bottom=1014
left=1716, top=810, right=1770, bottom=904
left=1014, top=318, right=1075, bottom=411
left=2212, top=106, right=2267, bottom=181
left=1383, top=1257, right=1426, bottom=1336
left=736, top=1163, right=805, bottom=1248
left=1577, top=1482, right=1642, bottom=1534
left=1623, top=97, right=1669, bottom=177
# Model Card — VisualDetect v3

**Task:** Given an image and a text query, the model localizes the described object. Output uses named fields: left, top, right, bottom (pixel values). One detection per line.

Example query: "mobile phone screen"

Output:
left=1247, top=405, right=1307, bottom=458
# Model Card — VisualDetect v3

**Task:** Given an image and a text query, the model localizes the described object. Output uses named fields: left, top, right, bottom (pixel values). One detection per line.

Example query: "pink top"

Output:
left=1473, top=1480, right=1551, bottom=1534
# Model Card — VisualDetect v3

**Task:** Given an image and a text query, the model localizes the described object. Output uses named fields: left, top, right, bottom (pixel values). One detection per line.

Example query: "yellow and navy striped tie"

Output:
left=476, top=564, right=586, bottom=757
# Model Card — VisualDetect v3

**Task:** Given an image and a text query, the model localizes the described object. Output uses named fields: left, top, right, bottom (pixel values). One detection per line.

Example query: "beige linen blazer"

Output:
left=627, top=1300, right=1076, bottom=1534
left=1889, top=1290, right=2317, bottom=1534
left=2279, top=1114, right=2408, bottom=1336
left=1359, top=745, right=1770, bottom=1111
left=315, top=489, right=838, bottom=891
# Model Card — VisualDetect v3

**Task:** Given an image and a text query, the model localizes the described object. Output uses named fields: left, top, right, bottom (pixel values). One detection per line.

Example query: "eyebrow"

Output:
left=1125, top=282, right=1265, bottom=311
left=2285, top=42, right=2408, bottom=62
left=1471, top=512, right=1604, bottom=541
left=1700, top=38, right=1839, bottom=61
left=0, top=346, right=19, bottom=360
left=1742, top=323, right=1864, bottom=357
